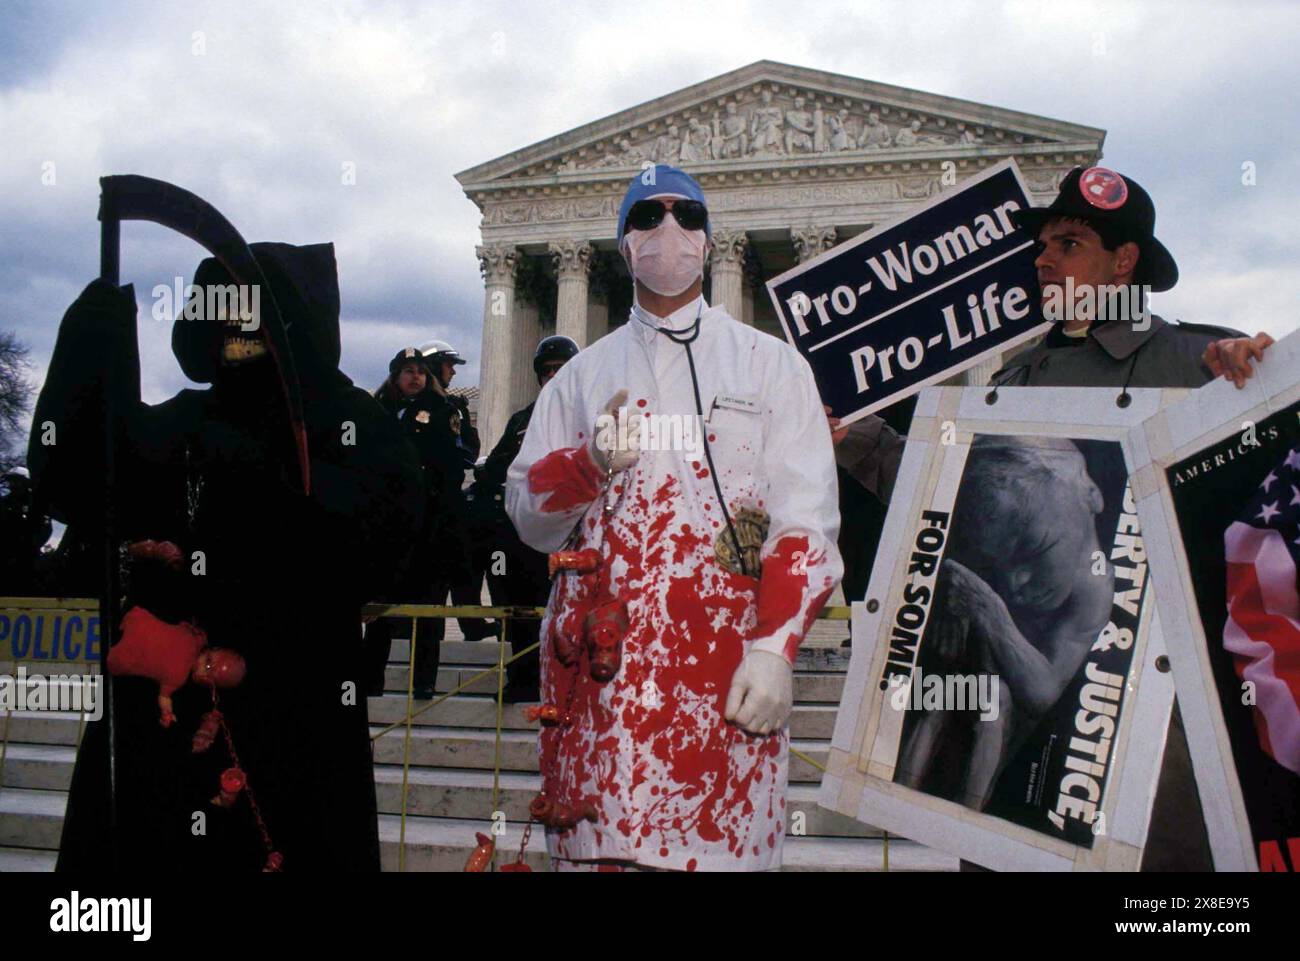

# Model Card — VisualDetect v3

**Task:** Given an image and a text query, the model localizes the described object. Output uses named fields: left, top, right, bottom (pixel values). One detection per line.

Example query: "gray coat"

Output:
left=991, top=314, right=1244, bottom=389
left=835, top=415, right=905, bottom=503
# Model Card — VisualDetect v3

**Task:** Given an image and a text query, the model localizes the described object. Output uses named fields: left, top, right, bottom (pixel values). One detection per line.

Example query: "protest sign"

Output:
left=767, top=159, right=1049, bottom=422
left=1125, top=330, right=1300, bottom=871
left=820, top=384, right=1178, bottom=871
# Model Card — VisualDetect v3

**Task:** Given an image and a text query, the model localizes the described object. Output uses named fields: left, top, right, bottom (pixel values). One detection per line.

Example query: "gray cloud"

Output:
left=2, top=0, right=1296, bottom=426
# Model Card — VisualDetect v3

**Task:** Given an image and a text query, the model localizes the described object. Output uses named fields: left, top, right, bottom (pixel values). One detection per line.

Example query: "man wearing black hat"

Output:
left=420, top=339, right=501, bottom=644
left=993, top=166, right=1273, bottom=391
left=364, top=346, right=465, bottom=699
left=991, top=166, right=1273, bottom=872
left=420, top=340, right=480, bottom=474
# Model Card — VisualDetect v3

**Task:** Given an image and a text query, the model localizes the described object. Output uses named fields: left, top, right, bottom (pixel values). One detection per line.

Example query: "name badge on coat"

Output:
left=709, top=393, right=760, bottom=422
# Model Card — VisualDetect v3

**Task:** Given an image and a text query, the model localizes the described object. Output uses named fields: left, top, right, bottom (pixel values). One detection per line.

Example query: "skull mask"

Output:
left=215, top=286, right=267, bottom=366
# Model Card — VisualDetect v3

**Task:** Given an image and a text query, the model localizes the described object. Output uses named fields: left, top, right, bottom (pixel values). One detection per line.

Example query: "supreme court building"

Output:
left=456, top=61, right=1105, bottom=451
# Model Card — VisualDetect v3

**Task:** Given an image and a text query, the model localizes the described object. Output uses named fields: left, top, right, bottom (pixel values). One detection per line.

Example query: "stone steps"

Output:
left=371, top=766, right=876, bottom=838
left=0, top=743, right=77, bottom=792
left=387, top=639, right=851, bottom=672
left=0, top=786, right=909, bottom=873
left=5, top=702, right=837, bottom=785
left=376, top=815, right=953, bottom=872
left=0, top=845, right=57, bottom=872
left=1, top=711, right=89, bottom=746
left=0, top=788, right=65, bottom=850
left=0, top=624, right=950, bottom=871
left=380, top=665, right=847, bottom=702
left=372, top=726, right=540, bottom=772
left=369, top=725, right=832, bottom=783
left=366, top=694, right=840, bottom=739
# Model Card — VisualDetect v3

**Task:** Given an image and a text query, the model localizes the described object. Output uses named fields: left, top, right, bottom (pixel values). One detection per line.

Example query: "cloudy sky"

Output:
left=2, top=0, right=1297, bottom=419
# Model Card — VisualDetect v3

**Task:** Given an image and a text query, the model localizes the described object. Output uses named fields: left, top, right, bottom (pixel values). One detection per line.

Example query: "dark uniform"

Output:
left=434, top=388, right=499, bottom=642
left=467, top=334, right=579, bottom=701
left=467, top=401, right=549, bottom=699
left=0, top=471, right=52, bottom=594
left=363, top=365, right=468, bottom=697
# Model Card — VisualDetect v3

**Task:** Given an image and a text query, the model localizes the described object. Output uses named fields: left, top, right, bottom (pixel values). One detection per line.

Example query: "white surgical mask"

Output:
left=622, top=217, right=708, bottom=296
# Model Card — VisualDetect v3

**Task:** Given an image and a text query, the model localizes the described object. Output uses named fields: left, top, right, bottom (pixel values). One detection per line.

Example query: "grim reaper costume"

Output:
left=30, top=243, right=423, bottom=871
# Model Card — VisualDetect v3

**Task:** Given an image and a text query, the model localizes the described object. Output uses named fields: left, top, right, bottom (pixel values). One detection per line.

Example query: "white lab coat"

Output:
left=506, top=297, right=842, bottom=871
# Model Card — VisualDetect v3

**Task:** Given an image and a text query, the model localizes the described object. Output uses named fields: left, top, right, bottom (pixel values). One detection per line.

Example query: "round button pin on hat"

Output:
left=1079, top=166, right=1128, bottom=210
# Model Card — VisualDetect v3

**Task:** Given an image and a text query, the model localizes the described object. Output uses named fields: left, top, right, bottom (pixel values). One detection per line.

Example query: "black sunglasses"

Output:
left=624, top=199, right=708, bottom=233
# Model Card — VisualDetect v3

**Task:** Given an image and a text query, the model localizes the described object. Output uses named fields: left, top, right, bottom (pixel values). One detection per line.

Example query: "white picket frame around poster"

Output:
left=820, top=384, right=1182, bottom=871
left=1122, top=331, right=1300, bottom=872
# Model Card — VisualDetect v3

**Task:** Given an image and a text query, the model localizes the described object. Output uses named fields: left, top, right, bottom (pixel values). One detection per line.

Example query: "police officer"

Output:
left=0, top=466, right=52, bottom=594
left=991, top=166, right=1273, bottom=871
left=419, top=339, right=481, bottom=466
left=420, top=339, right=499, bottom=643
left=480, top=336, right=579, bottom=488
left=469, top=334, right=579, bottom=702
left=364, top=347, right=457, bottom=698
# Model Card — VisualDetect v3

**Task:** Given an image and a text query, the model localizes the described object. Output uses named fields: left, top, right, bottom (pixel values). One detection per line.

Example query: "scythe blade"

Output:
left=98, top=174, right=311, bottom=494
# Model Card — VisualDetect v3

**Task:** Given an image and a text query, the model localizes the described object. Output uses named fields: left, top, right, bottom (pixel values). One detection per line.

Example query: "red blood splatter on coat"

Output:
left=751, top=538, right=810, bottom=645
left=527, top=446, right=603, bottom=513
left=750, top=536, right=833, bottom=662
left=536, top=448, right=815, bottom=869
left=787, top=585, right=834, bottom=661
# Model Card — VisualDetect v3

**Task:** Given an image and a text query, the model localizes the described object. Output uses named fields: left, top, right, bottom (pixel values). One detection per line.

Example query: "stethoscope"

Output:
left=632, top=299, right=755, bottom=579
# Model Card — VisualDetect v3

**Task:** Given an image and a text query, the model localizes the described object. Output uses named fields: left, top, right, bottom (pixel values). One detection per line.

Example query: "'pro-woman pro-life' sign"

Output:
left=767, top=158, right=1050, bottom=424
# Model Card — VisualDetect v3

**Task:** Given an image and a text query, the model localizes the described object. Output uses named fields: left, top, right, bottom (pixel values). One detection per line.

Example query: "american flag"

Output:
left=1223, top=444, right=1300, bottom=775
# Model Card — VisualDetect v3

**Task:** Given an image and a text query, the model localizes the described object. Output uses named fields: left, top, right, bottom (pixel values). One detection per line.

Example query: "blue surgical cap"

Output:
left=616, top=164, right=711, bottom=246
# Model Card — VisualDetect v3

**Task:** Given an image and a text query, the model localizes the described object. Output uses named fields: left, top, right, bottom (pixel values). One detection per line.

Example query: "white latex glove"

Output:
left=590, top=388, right=641, bottom=473
left=724, top=650, right=793, bottom=736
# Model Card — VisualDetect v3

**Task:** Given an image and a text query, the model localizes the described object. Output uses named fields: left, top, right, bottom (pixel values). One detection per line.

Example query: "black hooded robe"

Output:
left=30, top=243, right=424, bottom=872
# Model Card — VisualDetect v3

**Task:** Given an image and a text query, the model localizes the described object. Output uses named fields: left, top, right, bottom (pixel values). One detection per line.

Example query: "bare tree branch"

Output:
left=0, top=330, right=35, bottom=474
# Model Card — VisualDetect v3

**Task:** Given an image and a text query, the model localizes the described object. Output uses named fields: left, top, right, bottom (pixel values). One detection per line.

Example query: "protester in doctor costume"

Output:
left=506, top=166, right=843, bottom=871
